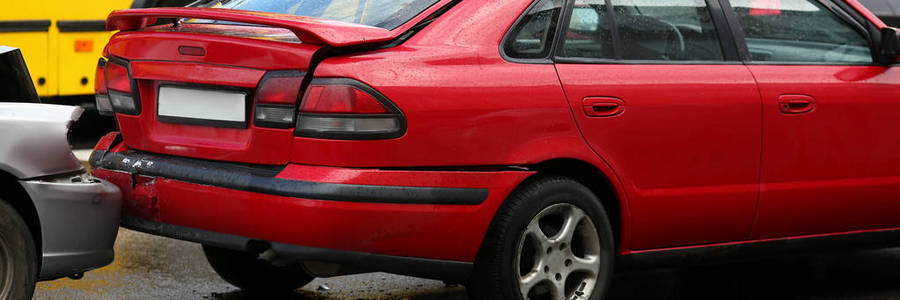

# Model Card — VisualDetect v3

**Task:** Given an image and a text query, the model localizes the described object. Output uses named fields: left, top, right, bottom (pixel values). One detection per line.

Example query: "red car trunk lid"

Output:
left=102, top=4, right=451, bottom=165
left=106, top=27, right=319, bottom=165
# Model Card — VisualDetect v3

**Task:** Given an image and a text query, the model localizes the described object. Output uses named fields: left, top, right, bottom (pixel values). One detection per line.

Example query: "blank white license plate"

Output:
left=157, top=86, right=247, bottom=125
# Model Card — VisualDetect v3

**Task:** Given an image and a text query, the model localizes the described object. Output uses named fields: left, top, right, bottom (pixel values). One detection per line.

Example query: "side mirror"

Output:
left=880, top=27, right=900, bottom=64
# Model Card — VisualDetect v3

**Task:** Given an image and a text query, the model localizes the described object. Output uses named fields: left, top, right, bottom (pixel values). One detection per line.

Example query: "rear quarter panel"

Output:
left=298, top=0, right=598, bottom=169
left=303, top=0, right=634, bottom=251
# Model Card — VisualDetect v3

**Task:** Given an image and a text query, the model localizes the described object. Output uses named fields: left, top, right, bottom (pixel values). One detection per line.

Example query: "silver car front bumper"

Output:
left=20, top=172, right=121, bottom=279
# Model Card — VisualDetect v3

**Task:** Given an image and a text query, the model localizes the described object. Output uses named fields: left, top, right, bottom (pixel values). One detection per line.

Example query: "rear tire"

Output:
left=202, top=245, right=314, bottom=292
left=468, top=176, right=615, bottom=300
left=0, top=199, right=37, bottom=300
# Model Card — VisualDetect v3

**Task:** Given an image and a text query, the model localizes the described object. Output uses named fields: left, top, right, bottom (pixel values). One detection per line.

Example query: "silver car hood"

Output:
left=0, top=103, right=85, bottom=178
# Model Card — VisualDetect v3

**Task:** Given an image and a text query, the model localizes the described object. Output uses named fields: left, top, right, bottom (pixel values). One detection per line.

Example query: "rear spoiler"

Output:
left=106, top=7, right=395, bottom=47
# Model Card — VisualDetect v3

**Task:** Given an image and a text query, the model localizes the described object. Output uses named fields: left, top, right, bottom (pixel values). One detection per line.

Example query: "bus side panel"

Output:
left=58, top=31, right=114, bottom=96
left=1, top=32, right=50, bottom=97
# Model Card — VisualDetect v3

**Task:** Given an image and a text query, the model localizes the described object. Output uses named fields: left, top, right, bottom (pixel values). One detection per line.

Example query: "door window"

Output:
left=561, top=0, right=725, bottom=61
left=728, top=0, right=873, bottom=63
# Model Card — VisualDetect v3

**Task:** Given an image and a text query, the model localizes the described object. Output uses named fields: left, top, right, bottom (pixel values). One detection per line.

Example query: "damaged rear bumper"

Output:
left=89, top=132, right=532, bottom=281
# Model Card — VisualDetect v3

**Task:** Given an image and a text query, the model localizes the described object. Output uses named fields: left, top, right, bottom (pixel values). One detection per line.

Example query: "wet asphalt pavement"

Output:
left=34, top=229, right=466, bottom=300
left=31, top=228, right=900, bottom=299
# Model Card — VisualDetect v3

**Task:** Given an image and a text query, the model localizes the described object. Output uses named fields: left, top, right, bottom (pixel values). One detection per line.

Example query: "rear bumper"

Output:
left=89, top=134, right=531, bottom=280
left=20, top=172, right=121, bottom=280
left=121, top=216, right=473, bottom=281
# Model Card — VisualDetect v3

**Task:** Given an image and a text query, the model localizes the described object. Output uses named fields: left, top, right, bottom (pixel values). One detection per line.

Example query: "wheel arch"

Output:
left=526, top=158, right=630, bottom=252
left=0, top=170, right=42, bottom=271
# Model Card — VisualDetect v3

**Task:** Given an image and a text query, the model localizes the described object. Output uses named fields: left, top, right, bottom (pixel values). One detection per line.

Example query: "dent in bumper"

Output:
left=20, top=172, right=122, bottom=279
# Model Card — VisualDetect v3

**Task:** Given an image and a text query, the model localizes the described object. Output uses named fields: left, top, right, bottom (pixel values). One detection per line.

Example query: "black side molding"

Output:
left=121, top=216, right=473, bottom=282
left=0, top=20, right=51, bottom=33
left=619, top=228, right=900, bottom=270
left=91, top=150, right=489, bottom=205
left=57, top=20, right=107, bottom=32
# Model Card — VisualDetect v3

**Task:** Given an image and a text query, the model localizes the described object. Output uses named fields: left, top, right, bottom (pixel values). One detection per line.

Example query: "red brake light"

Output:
left=257, top=76, right=304, bottom=105
left=253, top=71, right=304, bottom=129
left=94, top=58, right=114, bottom=116
left=102, top=59, right=140, bottom=115
left=295, top=78, right=404, bottom=140
left=300, top=85, right=388, bottom=114
left=105, top=62, right=131, bottom=93
left=95, top=59, right=107, bottom=95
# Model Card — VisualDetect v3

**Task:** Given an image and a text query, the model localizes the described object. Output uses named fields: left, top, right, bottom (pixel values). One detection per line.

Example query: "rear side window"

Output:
left=504, top=0, right=565, bottom=59
left=191, top=0, right=439, bottom=30
left=561, top=0, right=725, bottom=61
left=728, top=0, right=873, bottom=63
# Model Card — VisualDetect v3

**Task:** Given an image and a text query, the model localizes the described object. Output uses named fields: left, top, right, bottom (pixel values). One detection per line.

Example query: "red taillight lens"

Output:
left=103, top=59, right=140, bottom=115
left=257, top=75, right=304, bottom=105
left=105, top=62, right=131, bottom=93
left=295, top=78, right=404, bottom=140
left=95, top=58, right=107, bottom=95
left=253, top=71, right=304, bottom=129
left=94, top=58, right=113, bottom=116
left=300, top=85, right=388, bottom=114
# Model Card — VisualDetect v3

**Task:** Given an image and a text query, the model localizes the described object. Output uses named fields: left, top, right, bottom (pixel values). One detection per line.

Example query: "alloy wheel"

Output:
left=515, top=203, right=602, bottom=300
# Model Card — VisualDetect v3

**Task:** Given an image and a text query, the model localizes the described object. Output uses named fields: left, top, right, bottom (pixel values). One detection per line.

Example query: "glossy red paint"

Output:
left=106, top=30, right=314, bottom=164
left=555, top=64, right=763, bottom=250
left=106, top=28, right=318, bottom=70
left=297, top=0, right=598, bottom=168
left=91, top=146, right=532, bottom=261
left=108, top=8, right=394, bottom=47
left=91, top=0, right=899, bottom=271
left=753, top=65, right=900, bottom=239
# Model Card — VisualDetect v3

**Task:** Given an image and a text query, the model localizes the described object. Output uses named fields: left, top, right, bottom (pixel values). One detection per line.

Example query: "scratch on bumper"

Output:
left=90, top=150, right=490, bottom=205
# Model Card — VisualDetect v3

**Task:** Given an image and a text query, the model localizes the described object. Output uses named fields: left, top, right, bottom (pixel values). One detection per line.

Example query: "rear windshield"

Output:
left=191, top=0, right=439, bottom=30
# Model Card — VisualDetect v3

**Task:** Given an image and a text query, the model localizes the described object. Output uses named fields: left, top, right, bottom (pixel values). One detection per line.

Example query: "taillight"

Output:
left=94, top=58, right=113, bottom=116
left=253, top=71, right=304, bottom=129
left=296, top=78, right=405, bottom=140
left=104, top=58, right=140, bottom=115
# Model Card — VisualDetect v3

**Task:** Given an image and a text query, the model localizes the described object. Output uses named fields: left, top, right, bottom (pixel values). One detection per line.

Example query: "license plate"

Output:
left=157, top=86, right=247, bottom=128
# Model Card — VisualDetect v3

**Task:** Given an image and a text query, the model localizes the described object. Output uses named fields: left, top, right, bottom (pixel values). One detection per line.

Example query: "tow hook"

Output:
left=67, top=272, right=84, bottom=280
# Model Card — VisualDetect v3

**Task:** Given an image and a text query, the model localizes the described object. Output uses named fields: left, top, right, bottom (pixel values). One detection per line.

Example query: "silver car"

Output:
left=0, top=46, right=121, bottom=299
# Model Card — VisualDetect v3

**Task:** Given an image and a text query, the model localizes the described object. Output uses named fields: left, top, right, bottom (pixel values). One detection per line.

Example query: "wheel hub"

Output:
left=515, top=203, right=602, bottom=300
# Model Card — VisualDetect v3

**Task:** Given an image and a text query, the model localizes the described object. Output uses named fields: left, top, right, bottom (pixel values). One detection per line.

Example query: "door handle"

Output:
left=778, top=94, right=816, bottom=114
left=583, top=97, right=625, bottom=117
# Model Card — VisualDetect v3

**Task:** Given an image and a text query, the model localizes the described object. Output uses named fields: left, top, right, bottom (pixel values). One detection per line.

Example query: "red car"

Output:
left=90, top=0, right=900, bottom=299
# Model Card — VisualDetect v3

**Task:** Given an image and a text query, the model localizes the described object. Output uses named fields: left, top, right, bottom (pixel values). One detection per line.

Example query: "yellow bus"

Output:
left=0, top=0, right=191, bottom=102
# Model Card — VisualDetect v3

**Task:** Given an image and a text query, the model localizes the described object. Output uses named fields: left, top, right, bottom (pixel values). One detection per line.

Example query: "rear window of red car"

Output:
left=191, top=0, right=439, bottom=30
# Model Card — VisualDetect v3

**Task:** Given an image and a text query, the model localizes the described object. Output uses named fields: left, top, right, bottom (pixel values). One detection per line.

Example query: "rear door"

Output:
left=724, top=0, right=900, bottom=238
left=552, top=0, right=762, bottom=250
